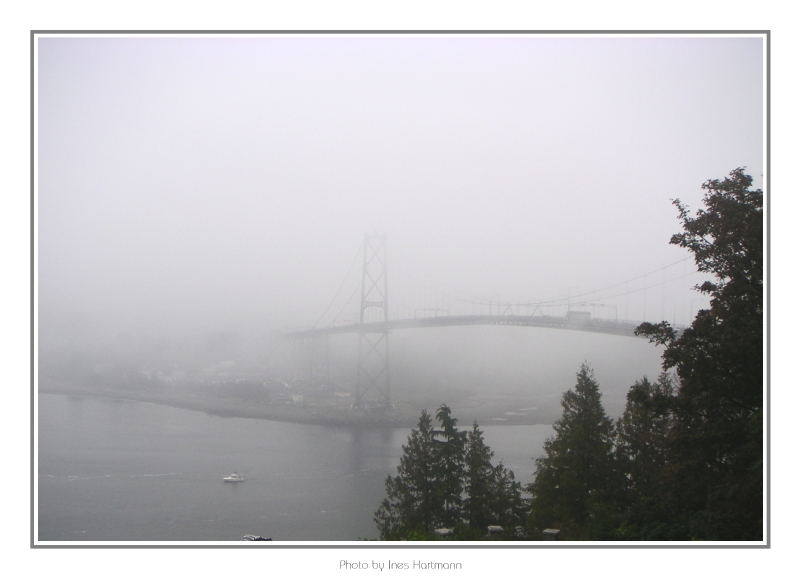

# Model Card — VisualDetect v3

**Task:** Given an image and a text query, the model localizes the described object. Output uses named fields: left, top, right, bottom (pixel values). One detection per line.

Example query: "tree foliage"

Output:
left=528, top=364, right=620, bottom=539
left=489, top=461, right=526, bottom=532
left=615, top=374, right=675, bottom=493
left=375, top=406, right=524, bottom=540
left=614, top=374, right=681, bottom=539
left=464, top=422, right=495, bottom=530
left=635, top=167, right=763, bottom=540
left=374, top=409, right=437, bottom=540
left=464, top=423, right=526, bottom=534
left=433, top=405, right=467, bottom=528
left=638, top=168, right=763, bottom=416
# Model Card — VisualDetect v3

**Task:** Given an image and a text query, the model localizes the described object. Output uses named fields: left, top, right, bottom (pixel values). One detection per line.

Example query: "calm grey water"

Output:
left=38, top=393, right=551, bottom=541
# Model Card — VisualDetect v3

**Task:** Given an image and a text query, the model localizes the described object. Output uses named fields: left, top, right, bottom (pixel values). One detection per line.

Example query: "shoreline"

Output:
left=38, top=386, right=414, bottom=429
left=37, top=383, right=552, bottom=429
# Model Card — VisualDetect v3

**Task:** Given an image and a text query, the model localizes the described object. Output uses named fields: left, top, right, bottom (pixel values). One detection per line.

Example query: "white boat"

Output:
left=223, top=472, right=245, bottom=483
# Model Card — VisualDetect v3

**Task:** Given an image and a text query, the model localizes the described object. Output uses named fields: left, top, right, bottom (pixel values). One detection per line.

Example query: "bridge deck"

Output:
left=287, top=314, right=654, bottom=339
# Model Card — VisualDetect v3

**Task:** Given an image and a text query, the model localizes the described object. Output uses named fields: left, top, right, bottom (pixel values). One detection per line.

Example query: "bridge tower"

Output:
left=355, top=234, right=390, bottom=409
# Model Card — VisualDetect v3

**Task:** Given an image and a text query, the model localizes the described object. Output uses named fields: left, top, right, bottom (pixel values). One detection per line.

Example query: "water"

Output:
left=37, top=393, right=552, bottom=541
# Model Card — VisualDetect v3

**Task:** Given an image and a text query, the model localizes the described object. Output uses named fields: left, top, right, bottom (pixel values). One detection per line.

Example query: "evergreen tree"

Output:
left=528, top=364, right=620, bottom=539
left=374, top=410, right=438, bottom=539
left=433, top=404, right=467, bottom=528
left=375, top=408, right=524, bottom=540
left=614, top=373, right=680, bottom=539
left=488, top=461, right=526, bottom=533
left=616, top=374, right=675, bottom=494
left=464, top=422, right=525, bottom=536
left=464, top=422, right=496, bottom=531
left=637, top=168, right=763, bottom=540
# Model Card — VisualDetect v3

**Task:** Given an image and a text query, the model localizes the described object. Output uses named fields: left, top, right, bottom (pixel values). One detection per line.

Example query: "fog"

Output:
left=37, top=35, right=763, bottom=419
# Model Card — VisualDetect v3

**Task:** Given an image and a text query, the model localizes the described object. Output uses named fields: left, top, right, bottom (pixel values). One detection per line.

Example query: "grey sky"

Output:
left=37, top=35, right=763, bottom=337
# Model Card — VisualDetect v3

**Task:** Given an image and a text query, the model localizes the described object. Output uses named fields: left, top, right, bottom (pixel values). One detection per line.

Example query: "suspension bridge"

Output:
left=287, top=235, right=696, bottom=411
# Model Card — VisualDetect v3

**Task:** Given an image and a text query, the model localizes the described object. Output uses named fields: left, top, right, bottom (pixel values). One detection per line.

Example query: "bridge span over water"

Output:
left=289, top=235, right=686, bottom=410
left=287, top=313, right=646, bottom=339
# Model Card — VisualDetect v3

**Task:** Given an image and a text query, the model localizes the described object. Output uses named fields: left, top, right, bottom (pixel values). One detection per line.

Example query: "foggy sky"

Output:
left=37, top=35, right=764, bottom=340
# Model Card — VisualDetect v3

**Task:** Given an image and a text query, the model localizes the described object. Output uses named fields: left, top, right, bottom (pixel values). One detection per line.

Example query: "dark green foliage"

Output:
left=464, top=422, right=495, bottom=530
left=635, top=168, right=763, bottom=540
left=489, top=462, right=527, bottom=532
left=374, top=410, right=437, bottom=540
left=464, top=423, right=526, bottom=534
left=616, top=374, right=675, bottom=494
left=638, top=168, right=763, bottom=416
left=528, top=364, right=621, bottom=539
left=433, top=405, right=467, bottom=528
left=375, top=407, right=524, bottom=540
left=614, top=374, right=681, bottom=539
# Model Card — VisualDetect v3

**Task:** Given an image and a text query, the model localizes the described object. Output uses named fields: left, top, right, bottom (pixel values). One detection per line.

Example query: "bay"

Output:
left=37, top=393, right=551, bottom=541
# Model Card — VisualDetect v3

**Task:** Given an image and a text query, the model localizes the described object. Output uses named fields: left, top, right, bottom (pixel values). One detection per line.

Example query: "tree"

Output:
left=463, top=423, right=525, bottom=535
left=433, top=404, right=467, bottom=528
left=464, top=422, right=497, bottom=531
left=636, top=168, right=763, bottom=540
left=374, top=410, right=438, bottom=539
left=528, top=364, right=620, bottom=539
left=488, top=461, right=526, bottom=533
left=615, top=374, right=675, bottom=495
left=375, top=408, right=525, bottom=540
left=614, top=373, right=680, bottom=539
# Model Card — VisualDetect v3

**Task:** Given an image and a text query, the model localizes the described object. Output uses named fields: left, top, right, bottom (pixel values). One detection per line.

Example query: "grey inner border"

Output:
left=29, top=29, right=770, bottom=550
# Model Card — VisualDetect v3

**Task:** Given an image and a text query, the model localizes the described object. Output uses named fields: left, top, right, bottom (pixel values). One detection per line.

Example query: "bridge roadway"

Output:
left=287, top=314, right=651, bottom=339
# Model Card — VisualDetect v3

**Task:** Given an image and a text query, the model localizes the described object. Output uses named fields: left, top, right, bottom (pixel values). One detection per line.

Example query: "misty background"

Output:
left=37, top=35, right=763, bottom=419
